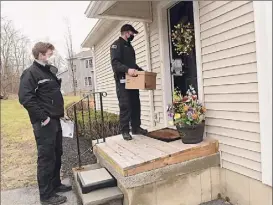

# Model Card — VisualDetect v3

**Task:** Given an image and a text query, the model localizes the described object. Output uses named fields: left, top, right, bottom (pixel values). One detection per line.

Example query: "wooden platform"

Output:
left=94, top=135, right=219, bottom=177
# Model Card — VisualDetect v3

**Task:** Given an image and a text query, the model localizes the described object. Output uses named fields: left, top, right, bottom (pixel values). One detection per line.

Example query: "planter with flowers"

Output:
left=167, top=86, right=206, bottom=144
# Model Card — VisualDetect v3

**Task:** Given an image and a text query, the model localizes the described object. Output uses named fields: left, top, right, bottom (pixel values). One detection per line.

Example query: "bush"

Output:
left=65, top=100, right=95, bottom=118
left=72, top=109, right=120, bottom=144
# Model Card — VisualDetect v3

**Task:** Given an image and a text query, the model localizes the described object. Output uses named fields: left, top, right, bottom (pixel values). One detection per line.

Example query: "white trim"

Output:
left=143, top=22, right=155, bottom=128
left=253, top=1, right=272, bottom=187
left=157, top=1, right=204, bottom=127
left=193, top=2, right=204, bottom=104
left=157, top=1, right=176, bottom=126
left=81, top=19, right=118, bottom=48
left=92, top=46, right=98, bottom=93
left=98, top=14, right=152, bottom=23
left=193, top=1, right=206, bottom=138
left=85, top=1, right=116, bottom=18
left=85, top=1, right=152, bottom=23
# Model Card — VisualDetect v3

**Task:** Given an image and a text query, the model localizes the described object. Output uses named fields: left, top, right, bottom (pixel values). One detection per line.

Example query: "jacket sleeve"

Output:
left=135, top=64, right=144, bottom=71
left=18, top=70, right=48, bottom=122
left=110, top=42, right=129, bottom=73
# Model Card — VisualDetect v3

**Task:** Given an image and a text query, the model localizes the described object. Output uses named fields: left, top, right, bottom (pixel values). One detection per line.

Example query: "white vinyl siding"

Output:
left=199, top=1, right=261, bottom=180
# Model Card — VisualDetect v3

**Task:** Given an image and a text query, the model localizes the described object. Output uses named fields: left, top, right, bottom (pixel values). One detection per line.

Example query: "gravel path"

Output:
left=61, top=136, right=97, bottom=205
left=61, top=136, right=97, bottom=179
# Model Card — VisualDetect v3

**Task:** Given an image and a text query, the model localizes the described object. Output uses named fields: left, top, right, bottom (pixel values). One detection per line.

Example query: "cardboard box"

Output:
left=126, top=71, right=157, bottom=90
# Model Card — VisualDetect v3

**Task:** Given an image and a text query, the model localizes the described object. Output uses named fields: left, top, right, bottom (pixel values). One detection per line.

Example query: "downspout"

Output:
left=91, top=46, right=98, bottom=93
left=143, top=22, right=155, bottom=128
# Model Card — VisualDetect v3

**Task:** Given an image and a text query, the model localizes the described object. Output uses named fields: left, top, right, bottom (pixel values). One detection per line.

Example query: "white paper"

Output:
left=60, top=119, right=74, bottom=138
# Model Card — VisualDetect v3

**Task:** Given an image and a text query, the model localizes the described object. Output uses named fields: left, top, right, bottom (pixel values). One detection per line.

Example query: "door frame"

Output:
left=157, top=1, right=204, bottom=126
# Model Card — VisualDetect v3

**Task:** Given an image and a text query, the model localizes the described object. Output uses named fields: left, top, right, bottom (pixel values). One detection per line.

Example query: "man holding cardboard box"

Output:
left=110, top=24, right=148, bottom=140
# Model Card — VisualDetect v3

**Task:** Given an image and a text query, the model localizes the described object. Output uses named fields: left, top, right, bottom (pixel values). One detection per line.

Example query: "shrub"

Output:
left=72, top=109, right=120, bottom=144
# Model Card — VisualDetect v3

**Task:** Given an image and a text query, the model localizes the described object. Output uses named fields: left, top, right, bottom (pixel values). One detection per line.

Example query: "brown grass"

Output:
left=1, top=96, right=80, bottom=190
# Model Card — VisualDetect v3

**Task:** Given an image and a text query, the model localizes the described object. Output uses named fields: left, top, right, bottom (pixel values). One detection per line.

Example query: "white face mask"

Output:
left=47, top=55, right=56, bottom=65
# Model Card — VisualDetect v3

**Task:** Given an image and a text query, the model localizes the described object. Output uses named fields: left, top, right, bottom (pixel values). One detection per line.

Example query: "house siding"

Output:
left=90, top=0, right=263, bottom=181
left=62, top=50, right=95, bottom=96
left=198, top=1, right=261, bottom=180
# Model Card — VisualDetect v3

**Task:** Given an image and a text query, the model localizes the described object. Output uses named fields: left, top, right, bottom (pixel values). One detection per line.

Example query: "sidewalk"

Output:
left=1, top=186, right=79, bottom=205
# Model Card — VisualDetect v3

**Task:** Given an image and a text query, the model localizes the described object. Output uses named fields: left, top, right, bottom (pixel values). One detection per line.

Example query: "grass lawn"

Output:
left=1, top=96, right=80, bottom=190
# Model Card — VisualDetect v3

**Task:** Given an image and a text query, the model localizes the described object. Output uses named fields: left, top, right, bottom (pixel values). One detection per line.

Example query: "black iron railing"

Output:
left=66, top=92, right=120, bottom=169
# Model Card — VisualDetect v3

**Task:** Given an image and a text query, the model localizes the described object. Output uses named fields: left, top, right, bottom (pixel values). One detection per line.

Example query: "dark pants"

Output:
left=32, top=119, right=63, bottom=200
left=116, top=82, right=141, bottom=133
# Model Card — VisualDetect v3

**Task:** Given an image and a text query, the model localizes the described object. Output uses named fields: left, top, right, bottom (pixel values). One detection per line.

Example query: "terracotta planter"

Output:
left=176, top=121, right=205, bottom=144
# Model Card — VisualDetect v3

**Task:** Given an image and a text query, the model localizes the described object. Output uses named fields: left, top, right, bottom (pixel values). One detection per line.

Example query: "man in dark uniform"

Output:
left=18, top=42, right=71, bottom=205
left=110, top=24, right=148, bottom=140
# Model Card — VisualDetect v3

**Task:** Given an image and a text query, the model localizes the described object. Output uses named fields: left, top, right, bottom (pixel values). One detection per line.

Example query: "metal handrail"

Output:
left=66, top=92, right=107, bottom=169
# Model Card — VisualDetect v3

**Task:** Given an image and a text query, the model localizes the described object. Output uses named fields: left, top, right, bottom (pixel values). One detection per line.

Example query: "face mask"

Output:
left=47, top=55, right=56, bottom=65
left=127, top=34, right=134, bottom=42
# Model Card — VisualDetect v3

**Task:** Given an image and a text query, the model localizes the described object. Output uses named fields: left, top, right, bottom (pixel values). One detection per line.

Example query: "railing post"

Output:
left=93, top=93, right=99, bottom=144
left=87, top=95, right=93, bottom=149
left=99, top=92, right=105, bottom=142
left=73, top=105, right=82, bottom=169
left=80, top=100, right=85, bottom=136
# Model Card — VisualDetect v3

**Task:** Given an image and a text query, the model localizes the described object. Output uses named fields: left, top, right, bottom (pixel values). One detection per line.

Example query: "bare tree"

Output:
left=64, top=18, right=77, bottom=96
left=52, top=50, right=66, bottom=70
left=0, top=17, right=31, bottom=99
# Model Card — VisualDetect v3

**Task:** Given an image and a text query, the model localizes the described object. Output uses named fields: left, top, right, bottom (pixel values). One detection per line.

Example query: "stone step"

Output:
left=73, top=164, right=123, bottom=205
left=200, top=199, right=233, bottom=205
left=77, top=167, right=117, bottom=194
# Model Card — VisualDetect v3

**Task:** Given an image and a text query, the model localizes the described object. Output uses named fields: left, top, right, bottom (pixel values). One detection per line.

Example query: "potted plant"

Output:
left=167, top=85, right=206, bottom=144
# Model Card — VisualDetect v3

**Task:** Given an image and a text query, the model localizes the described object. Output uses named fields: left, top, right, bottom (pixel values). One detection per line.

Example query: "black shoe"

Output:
left=41, top=194, right=67, bottom=205
left=122, top=133, right=133, bottom=140
left=55, top=184, right=72, bottom=193
left=132, top=127, right=148, bottom=135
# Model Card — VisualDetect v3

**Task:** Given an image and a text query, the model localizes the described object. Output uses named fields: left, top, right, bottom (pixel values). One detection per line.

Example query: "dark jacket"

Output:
left=18, top=61, right=64, bottom=124
left=110, top=37, right=143, bottom=81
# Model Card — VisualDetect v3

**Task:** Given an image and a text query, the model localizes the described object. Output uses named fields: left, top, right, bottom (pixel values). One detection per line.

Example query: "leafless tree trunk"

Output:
left=52, top=50, right=65, bottom=70
left=1, top=17, right=31, bottom=99
left=64, top=18, right=77, bottom=96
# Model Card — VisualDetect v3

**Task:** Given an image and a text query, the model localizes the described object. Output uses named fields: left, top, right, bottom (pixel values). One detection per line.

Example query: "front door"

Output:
left=167, top=1, right=198, bottom=97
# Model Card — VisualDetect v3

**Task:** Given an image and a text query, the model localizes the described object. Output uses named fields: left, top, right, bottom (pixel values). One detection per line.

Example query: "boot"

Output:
left=40, top=194, right=67, bottom=205
left=132, top=127, right=148, bottom=135
left=55, top=184, right=72, bottom=193
left=122, top=132, right=133, bottom=140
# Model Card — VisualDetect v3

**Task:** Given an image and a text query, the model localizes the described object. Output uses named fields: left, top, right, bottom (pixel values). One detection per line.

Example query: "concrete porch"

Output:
left=93, top=134, right=221, bottom=205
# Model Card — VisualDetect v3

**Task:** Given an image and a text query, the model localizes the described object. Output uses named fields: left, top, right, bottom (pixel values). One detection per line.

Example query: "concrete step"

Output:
left=77, top=167, right=117, bottom=194
left=73, top=164, right=123, bottom=205
left=200, top=199, right=233, bottom=205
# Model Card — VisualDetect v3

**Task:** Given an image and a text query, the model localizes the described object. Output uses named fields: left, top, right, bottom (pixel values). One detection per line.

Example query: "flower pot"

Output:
left=176, top=121, right=205, bottom=144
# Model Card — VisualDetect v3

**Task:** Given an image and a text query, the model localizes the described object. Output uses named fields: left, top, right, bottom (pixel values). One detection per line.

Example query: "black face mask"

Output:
left=127, top=34, right=134, bottom=42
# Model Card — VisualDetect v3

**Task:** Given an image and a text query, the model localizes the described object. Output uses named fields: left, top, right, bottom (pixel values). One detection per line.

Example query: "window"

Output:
left=85, top=60, right=88, bottom=68
left=89, top=59, right=93, bottom=68
left=84, top=77, right=92, bottom=86
left=88, top=77, right=92, bottom=86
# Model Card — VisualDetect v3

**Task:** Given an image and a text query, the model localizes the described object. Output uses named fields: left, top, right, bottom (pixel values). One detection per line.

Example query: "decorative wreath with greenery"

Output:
left=171, top=22, right=195, bottom=56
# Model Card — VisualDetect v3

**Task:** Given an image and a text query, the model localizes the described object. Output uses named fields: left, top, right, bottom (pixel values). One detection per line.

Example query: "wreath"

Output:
left=171, top=22, right=195, bottom=56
